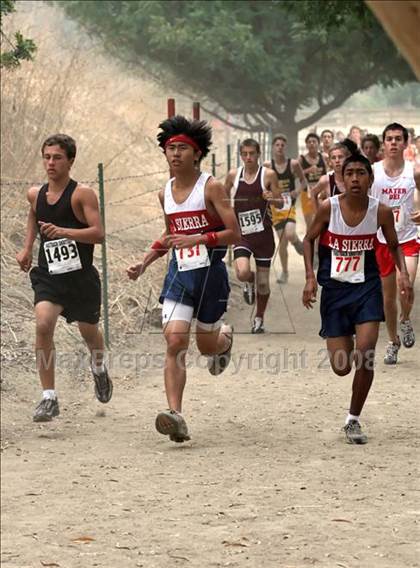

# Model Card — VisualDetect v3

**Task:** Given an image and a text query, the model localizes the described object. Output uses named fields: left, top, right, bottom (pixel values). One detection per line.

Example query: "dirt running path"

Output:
left=1, top=250, right=419, bottom=568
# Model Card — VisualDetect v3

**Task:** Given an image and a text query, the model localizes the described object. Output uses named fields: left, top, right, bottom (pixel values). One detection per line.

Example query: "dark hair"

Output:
left=341, top=138, right=358, bottom=155
left=361, top=133, right=380, bottom=150
left=240, top=138, right=261, bottom=154
left=305, top=133, right=320, bottom=144
left=321, top=129, right=334, bottom=138
left=157, top=115, right=212, bottom=160
left=342, top=153, right=373, bottom=176
left=41, top=134, right=76, bottom=160
left=382, top=122, right=408, bottom=143
left=272, top=133, right=287, bottom=145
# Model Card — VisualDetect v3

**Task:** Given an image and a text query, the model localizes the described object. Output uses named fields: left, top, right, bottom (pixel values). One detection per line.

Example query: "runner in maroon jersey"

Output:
left=225, top=138, right=283, bottom=333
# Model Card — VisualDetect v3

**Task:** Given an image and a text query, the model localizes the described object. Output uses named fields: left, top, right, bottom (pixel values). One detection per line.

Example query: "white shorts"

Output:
left=161, top=299, right=223, bottom=331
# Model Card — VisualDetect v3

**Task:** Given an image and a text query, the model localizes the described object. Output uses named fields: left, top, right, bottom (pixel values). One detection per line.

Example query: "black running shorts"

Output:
left=30, top=265, right=101, bottom=324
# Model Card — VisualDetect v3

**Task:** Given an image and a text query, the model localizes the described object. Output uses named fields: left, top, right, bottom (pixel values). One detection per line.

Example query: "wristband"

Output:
left=204, top=231, right=219, bottom=247
left=151, top=239, right=169, bottom=257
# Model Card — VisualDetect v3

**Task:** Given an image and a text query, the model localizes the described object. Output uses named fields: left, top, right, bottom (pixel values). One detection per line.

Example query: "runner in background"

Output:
left=361, top=134, right=381, bottom=164
left=348, top=125, right=362, bottom=148
left=299, top=133, right=327, bottom=230
left=264, top=134, right=307, bottom=284
left=370, top=122, right=420, bottom=364
left=225, top=138, right=283, bottom=333
left=311, top=142, right=350, bottom=210
left=321, top=129, right=335, bottom=167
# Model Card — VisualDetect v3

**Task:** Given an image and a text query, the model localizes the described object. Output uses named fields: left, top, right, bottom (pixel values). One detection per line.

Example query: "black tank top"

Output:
left=329, top=172, right=343, bottom=197
left=300, top=153, right=326, bottom=187
left=271, top=158, right=296, bottom=204
left=36, top=179, right=94, bottom=271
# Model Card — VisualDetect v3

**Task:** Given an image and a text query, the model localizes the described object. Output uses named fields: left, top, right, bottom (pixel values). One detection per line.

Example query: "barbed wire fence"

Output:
left=0, top=145, right=240, bottom=349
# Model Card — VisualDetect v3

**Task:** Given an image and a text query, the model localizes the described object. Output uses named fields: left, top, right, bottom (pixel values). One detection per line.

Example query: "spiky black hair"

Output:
left=157, top=115, right=212, bottom=160
left=342, top=153, right=373, bottom=176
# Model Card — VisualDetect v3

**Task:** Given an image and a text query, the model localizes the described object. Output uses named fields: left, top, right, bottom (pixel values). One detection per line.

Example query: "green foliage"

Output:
left=1, top=0, right=36, bottom=68
left=55, top=0, right=415, bottom=138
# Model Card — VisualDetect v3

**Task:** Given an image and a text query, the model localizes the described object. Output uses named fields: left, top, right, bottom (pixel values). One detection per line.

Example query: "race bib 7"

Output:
left=331, top=250, right=365, bottom=284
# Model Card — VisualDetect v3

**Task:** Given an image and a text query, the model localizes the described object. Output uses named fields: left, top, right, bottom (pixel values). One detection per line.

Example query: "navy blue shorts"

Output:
left=159, top=257, right=230, bottom=324
left=319, top=278, right=384, bottom=338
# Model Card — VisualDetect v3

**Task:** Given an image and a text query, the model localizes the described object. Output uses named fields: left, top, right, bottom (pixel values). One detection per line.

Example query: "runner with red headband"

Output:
left=127, top=115, right=241, bottom=443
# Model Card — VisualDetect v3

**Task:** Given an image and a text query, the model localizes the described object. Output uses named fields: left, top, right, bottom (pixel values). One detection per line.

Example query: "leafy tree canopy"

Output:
left=1, top=0, right=36, bottom=69
left=56, top=0, right=415, bottom=150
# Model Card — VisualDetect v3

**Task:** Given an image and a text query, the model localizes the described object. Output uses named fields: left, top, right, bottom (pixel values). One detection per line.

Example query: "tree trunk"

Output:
left=272, top=122, right=300, bottom=159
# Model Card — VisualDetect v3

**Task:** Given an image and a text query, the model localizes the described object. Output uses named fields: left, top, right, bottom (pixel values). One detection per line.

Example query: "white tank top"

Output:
left=370, top=160, right=417, bottom=244
left=164, top=172, right=222, bottom=234
left=327, top=194, right=379, bottom=243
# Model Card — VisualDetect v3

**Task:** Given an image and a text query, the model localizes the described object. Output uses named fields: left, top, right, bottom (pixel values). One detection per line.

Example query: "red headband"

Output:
left=164, top=134, right=201, bottom=153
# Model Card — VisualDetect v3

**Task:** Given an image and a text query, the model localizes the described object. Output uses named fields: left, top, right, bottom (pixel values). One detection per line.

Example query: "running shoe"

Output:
left=208, top=326, right=233, bottom=376
left=383, top=340, right=400, bottom=365
left=251, top=317, right=265, bottom=334
left=293, top=240, right=304, bottom=255
left=243, top=281, right=255, bottom=305
left=343, top=419, right=367, bottom=445
left=400, top=320, right=415, bottom=348
left=33, top=397, right=60, bottom=422
left=155, top=409, right=191, bottom=443
left=277, top=271, right=289, bottom=284
left=92, top=366, right=113, bottom=403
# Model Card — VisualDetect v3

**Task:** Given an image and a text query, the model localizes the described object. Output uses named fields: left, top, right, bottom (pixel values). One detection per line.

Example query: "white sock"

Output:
left=345, top=413, right=360, bottom=425
left=43, top=389, right=57, bottom=400
left=91, top=361, right=106, bottom=374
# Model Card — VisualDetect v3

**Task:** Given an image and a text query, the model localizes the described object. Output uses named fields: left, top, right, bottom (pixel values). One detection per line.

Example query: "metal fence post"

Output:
left=226, top=144, right=233, bottom=266
left=98, top=163, right=110, bottom=348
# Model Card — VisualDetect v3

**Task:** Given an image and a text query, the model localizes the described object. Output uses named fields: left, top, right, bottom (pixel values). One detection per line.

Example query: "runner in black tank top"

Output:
left=225, top=138, right=283, bottom=333
left=264, top=134, right=307, bottom=284
left=16, top=134, right=112, bottom=422
left=299, top=133, right=327, bottom=230
left=311, top=143, right=349, bottom=213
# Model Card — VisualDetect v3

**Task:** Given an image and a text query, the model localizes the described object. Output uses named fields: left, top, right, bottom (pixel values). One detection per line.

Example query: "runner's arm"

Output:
left=310, top=175, right=328, bottom=211
left=411, top=166, right=420, bottom=224
left=224, top=169, right=236, bottom=198
left=302, top=201, right=330, bottom=309
left=16, top=187, right=39, bottom=272
left=378, top=204, right=412, bottom=301
left=127, top=190, right=169, bottom=280
left=291, top=159, right=307, bottom=198
left=38, top=186, right=104, bottom=243
left=263, top=169, right=284, bottom=208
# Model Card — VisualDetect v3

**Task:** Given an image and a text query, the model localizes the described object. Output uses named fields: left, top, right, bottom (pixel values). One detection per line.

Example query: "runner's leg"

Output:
left=350, top=321, right=379, bottom=416
left=255, top=266, right=270, bottom=319
left=35, top=301, right=63, bottom=390
left=397, top=256, right=418, bottom=321
left=163, top=319, right=191, bottom=413
left=381, top=272, right=399, bottom=343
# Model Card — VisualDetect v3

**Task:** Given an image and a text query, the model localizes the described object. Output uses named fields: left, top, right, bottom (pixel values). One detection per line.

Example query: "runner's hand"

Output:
left=166, top=234, right=198, bottom=249
left=302, top=278, right=317, bottom=309
left=126, top=262, right=146, bottom=280
left=410, top=210, right=420, bottom=225
left=38, top=221, right=63, bottom=239
left=398, top=272, right=413, bottom=304
left=16, top=249, right=32, bottom=272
